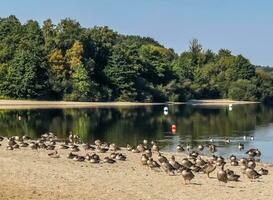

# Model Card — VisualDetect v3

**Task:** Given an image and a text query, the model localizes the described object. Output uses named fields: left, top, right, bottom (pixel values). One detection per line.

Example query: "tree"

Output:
left=228, top=79, right=257, bottom=101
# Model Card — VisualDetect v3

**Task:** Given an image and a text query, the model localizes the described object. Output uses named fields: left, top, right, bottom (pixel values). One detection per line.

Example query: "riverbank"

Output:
left=0, top=99, right=258, bottom=109
left=0, top=140, right=272, bottom=200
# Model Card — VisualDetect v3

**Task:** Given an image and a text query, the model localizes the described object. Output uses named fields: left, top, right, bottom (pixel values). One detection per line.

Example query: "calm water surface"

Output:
left=1, top=104, right=273, bottom=162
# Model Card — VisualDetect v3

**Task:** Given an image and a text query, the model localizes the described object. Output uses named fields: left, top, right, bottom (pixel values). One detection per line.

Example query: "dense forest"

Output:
left=0, top=16, right=272, bottom=103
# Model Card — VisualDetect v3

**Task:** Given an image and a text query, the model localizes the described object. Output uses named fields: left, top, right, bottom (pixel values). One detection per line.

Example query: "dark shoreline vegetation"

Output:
left=0, top=16, right=272, bottom=103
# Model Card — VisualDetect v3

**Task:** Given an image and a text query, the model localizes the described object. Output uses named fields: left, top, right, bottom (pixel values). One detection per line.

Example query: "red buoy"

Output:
left=171, top=124, right=176, bottom=134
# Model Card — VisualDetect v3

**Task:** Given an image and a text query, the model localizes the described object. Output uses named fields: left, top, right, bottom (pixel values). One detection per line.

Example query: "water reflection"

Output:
left=0, top=104, right=273, bottom=161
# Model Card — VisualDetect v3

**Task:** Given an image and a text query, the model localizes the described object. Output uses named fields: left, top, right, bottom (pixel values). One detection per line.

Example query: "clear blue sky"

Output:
left=1, top=0, right=273, bottom=66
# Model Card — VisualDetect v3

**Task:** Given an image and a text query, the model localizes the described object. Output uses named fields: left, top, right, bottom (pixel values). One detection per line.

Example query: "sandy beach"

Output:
left=0, top=139, right=272, bottom=200
left=0, top=99, right=258, bottom=110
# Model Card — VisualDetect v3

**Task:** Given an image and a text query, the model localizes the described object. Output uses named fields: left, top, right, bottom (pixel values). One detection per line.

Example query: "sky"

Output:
left=1, top=0, right=273, bottom=66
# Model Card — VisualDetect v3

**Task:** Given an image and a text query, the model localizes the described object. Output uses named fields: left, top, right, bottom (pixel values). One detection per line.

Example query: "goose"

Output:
left=103, top=156, right=116, bottom=164
left=217, top=162, right=228, bottom=183
left=67, top=152, right=78, bottom=159
left=182, top=168, right=194, bottom=184
left=141, top=154, right=149, bottom=165
left=226, top=169, right=240, bottom=181
left=202, top=162, right=216, bottom=178
left=144, top=149, right=152, bottom=158
left=19, top=142, right=29, bottom=147
left=59, top=144, right=69, bottom=149
left=0, top=136, right=4, bottom=141
left=94, top=139, right=102, bottom=146
left=176, top=145, right=184, bottom=152
left=116, top=153, right=126, bottom=161
left=247, top=160, right=256, bottom=169
left=230, top=160, right=239, bottom=166
left=195, top=157, right=206, bottom=167
left=208, top=144, right=216, bottom=153
left=29, top=142, right=39, bottom=150
left=238, top=143, right=244, bottom=151
left=147, top=158, right=160, bottom=169
left=126, top=144, right=133, bottom=151
left=181, top=158, right=193, bottom=169
left=73, top=155, right=85, bottom=162
left=246, top=168, right=261, bottom=180
left=151, top=144, right=159, bottom=152
left=137, top=144, right=146, bottom=152
left=224, top=138, right=230, bottom=143
left=109, top=143, right=120, bottom=151
left=157, top=153, right=168, bottom=164
left=22, top=135, right=31, bottom=140
left=161, top=161, right=175, bottom=175
left=169, top=155, right=183, bottom=170
left=197, top=144, right=204, bottom=151
left=131, top=148, right=140, bottom=153
left=258, top=168, right=268, bottom=175
left=48, top=151, right=60, bottom=158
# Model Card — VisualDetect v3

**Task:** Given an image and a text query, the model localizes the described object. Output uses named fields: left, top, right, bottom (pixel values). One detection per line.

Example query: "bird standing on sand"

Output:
left=182, top=168, right=194, bottom=184
left=217, top=162, right=228, bottom=184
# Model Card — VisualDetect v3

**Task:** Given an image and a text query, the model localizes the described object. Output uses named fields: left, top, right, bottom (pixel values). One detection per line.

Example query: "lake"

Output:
left=0, top=103, right=273, bottom=162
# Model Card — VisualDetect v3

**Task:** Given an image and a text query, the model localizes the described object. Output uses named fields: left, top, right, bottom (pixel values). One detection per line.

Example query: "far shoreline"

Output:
left=0, top=99, right=259, bottom=109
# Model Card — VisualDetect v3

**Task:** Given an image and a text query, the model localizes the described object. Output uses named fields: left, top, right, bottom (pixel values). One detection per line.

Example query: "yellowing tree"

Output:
left=48, top=49, right=65, bottom=74
left=66, top=40, right=83, bottom=71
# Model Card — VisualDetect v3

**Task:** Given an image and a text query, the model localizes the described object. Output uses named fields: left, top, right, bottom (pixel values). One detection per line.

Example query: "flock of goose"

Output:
left=0, top=133, right=269, bottom=185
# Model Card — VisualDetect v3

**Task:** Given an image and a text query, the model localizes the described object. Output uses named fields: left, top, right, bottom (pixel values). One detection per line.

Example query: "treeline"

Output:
left=0, top=15, right=272, bottom=102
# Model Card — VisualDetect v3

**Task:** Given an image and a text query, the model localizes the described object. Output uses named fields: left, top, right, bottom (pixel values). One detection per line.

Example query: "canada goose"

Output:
left=132, top=148, right=140, bottom=153
left=22, top=135, right=31, bottom=140
left=46, top=145, right=55, bottom=150
left=94, top=139, right=102, bottom=146
left=186, top=144, right=192, bottom=151
left=258, top=168, right=268, bottom=175
left=141, top=154, right=149, bottom=165
left=230, top=160, right=239, bottom=166
left=82, top=143, right=91, bottom=151
left=59, top=144, right=69, bottom=149
left=147, top=158, right=160, bottom=169
left=169, top=155, right=183, bottom=170
left=19, top=142, right=29, bottom=147
left=181, top=158, right=193, bottom=169
left=246, top=149, right=257, bottom=157
left=0, top=136, right=4, bottom=141
left=109, top=143, right=120, bottom=151
left=217, top=163, right=228, bottom=183
left=126, top=144, right=133, bottom=151
left=144, top=149, right=152, bottom=158
left=224, top=138, right=230, bottom=143
left=202, top=162, right=216, bottom=178
left=151, top=144, right=159, bottom=152
left=29, top=142, right=39, bottom=150
left=176, top=145, right=184, bottom=152
left=195, top=157, right=206, bottom=167
left=198, top=144, right=204, bottom=151
left=103, top=156, right=116, bottom=164
left=247, top=161, right=256, bottom=169
left=137, top=144, right=145, bottom=152
left=226, top=169, right=240, bottom=181
left=73, top=155, right=85, bottom=162
left=67, top=152, right=78, bottom=159
left=188, top=151, right=199, bottom=160
left=13, top=143, right=19, bottom=149
left=182, top=168, right=194, bottom=184
left=110, top=152, right=118, bottom=159
left=246, top=168, right=261, bottom=180
left=161, top=162, right=175, bottom=175
left=48, top=151, right=60, bottom=158
left=70, top=145, right=80, bottom=152
left=208, top=144, right=216, bottom=153
left=157, top=153, right=168, bottom=164
left=96, top=145, right=108, bottom=153
left=116, top=153, right=126, bottom=161
left=238, top=143, right=244, bottom=151
left=229, top=155, right=237, bottom=161
left=209, top=137, right=214, bottom=143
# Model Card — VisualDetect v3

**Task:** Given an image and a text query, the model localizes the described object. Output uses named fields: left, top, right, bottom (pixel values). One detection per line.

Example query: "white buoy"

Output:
left=18, top=116, right=22, bottom=121
left=164, top=106, right=168, bottom=112
left=229, top=104, right=232, bottom=111
left=164, top=110, right=168, bottom=115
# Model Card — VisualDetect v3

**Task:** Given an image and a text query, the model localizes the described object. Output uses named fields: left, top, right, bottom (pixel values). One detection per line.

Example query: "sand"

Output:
left=0, top=140, right=272, bottom=200
left=0, top=99, right=258, bottom=110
